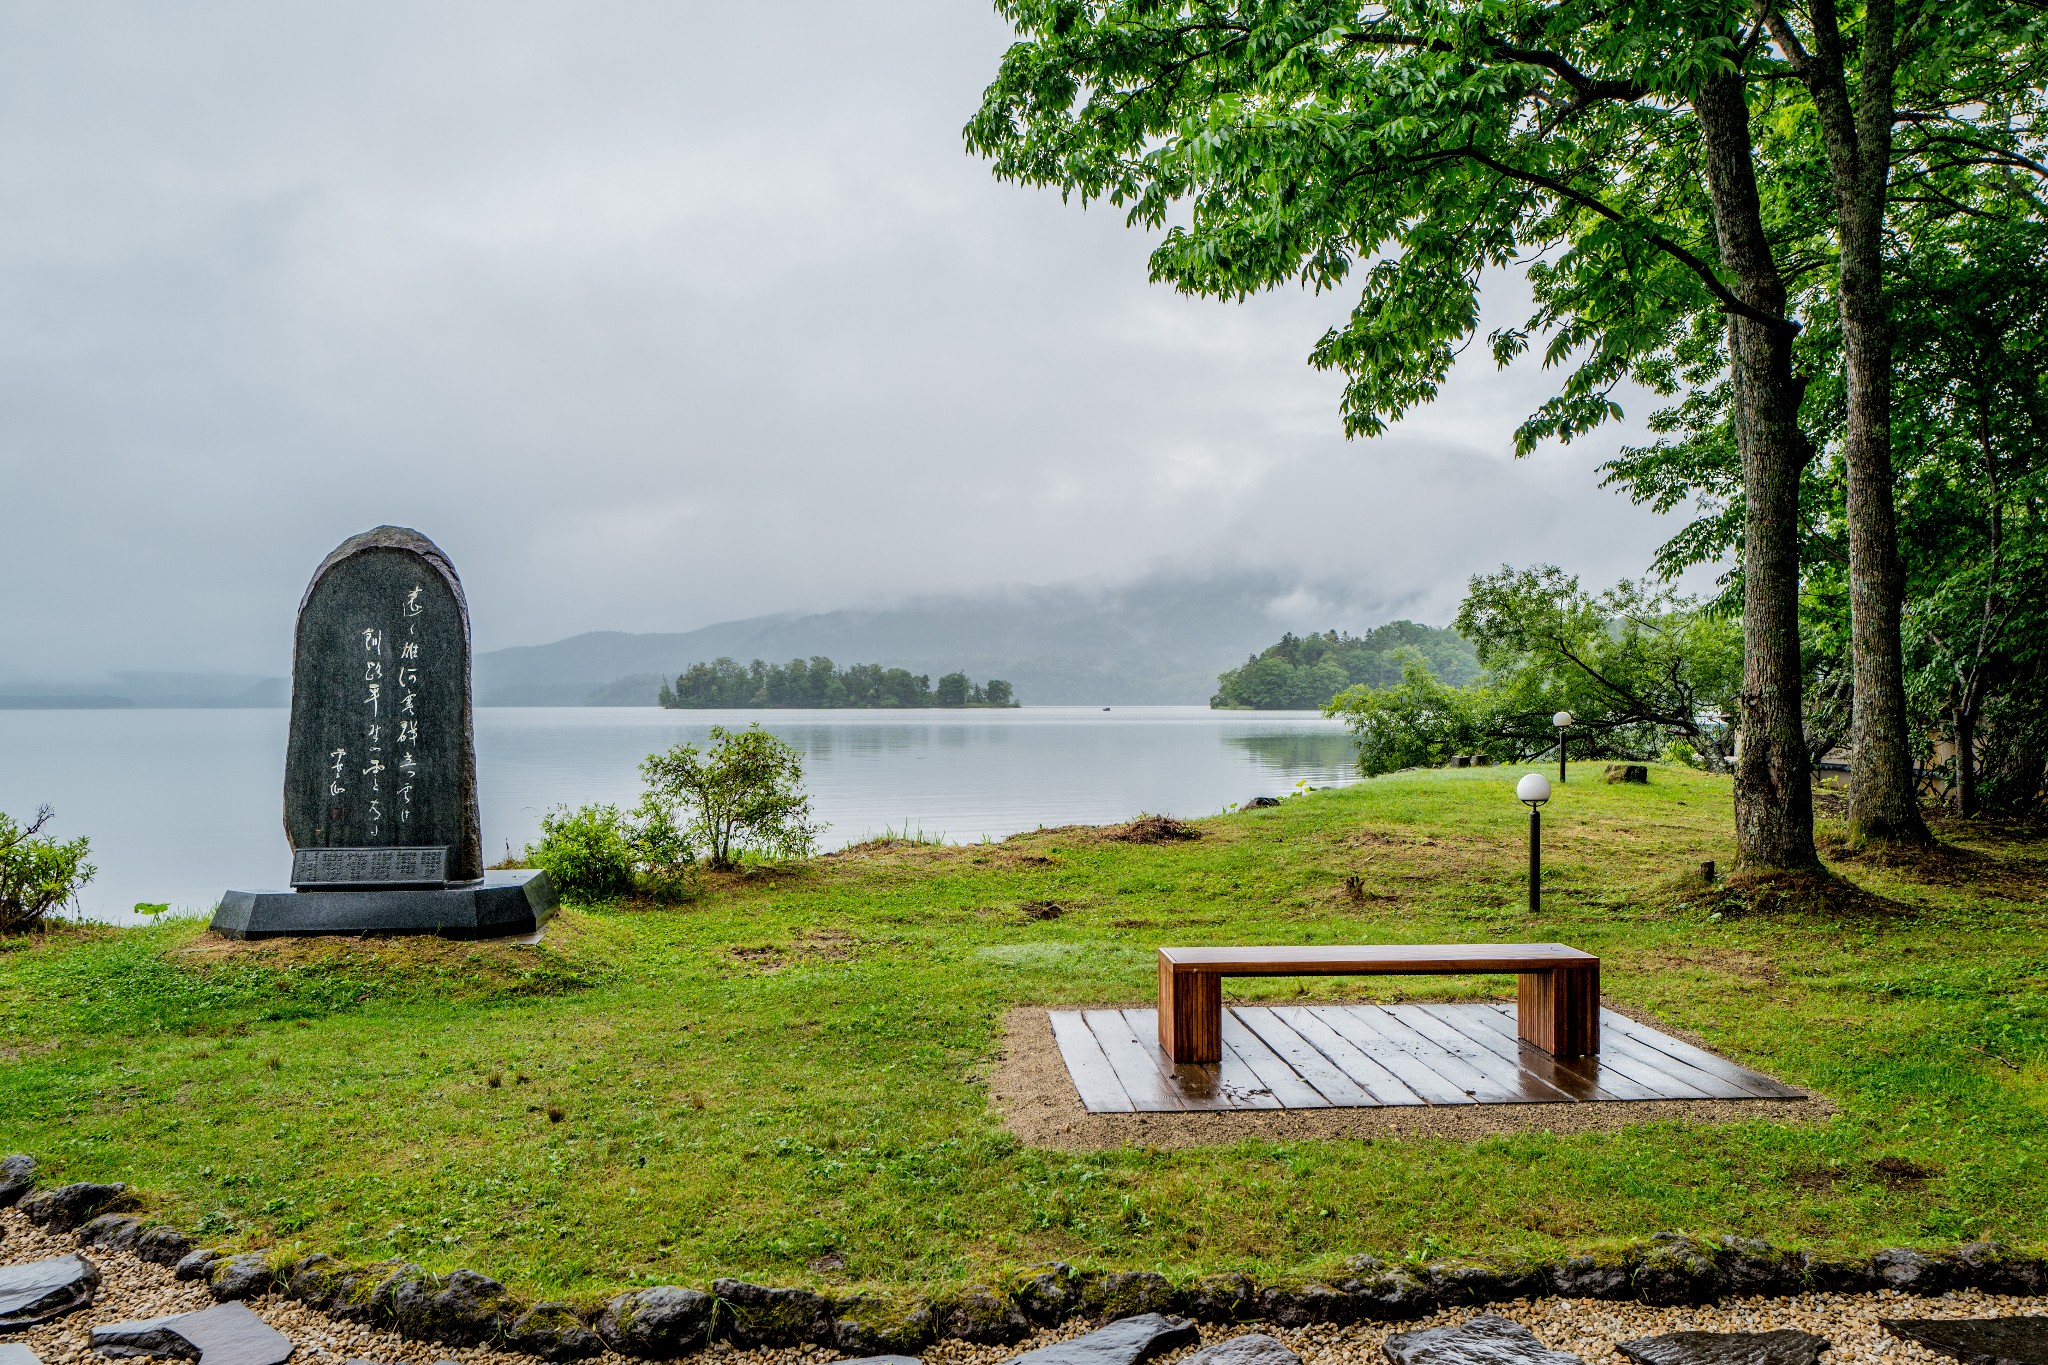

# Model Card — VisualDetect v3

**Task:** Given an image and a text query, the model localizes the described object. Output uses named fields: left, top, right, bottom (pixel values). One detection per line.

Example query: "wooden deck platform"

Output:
left=1049, top=1002, right=1801, bottom=1112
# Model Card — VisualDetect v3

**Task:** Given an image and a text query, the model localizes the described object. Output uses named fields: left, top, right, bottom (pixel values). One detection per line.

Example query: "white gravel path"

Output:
left=5, top=1209, right=2041, bottom=1365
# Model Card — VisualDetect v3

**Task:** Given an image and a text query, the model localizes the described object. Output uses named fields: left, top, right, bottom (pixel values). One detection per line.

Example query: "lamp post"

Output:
left=1517, top=772, right=1552, bottom=914
left=1553, top=710, right=1574, bottom=782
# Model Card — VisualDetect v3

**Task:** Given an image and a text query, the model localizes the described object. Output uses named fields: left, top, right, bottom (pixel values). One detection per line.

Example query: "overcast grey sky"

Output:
left=0, top=1, right=1705, bottom=679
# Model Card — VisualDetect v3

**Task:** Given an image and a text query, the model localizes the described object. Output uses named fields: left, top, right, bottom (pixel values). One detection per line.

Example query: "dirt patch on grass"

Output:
left=724, top=927, right=858, bottom=972
left=1105, top=815, right=1201, bottom=844
left=1660, top=867, right=1917, bottom=920
left=988, top=1006, right=1831, bottom=1151
left=1018, top=900, right=1065, bottom=921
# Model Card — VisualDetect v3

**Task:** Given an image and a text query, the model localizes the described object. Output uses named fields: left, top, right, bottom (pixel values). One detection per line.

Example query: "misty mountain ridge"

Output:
left=474, top=570, right=1425, bottom=706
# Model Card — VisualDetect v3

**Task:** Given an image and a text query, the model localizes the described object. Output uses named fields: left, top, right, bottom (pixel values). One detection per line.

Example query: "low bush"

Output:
left=527, top=805, right=636, bottom=901
left=0, top=806, right=95, bottom=933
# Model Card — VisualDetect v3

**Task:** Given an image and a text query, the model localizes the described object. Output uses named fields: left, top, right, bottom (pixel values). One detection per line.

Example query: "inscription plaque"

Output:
left=291, top=846, right=450, bottom=889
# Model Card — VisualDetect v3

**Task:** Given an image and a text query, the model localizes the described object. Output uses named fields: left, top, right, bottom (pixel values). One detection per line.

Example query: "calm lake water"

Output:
left=0, top=706, right=1357, bottom=924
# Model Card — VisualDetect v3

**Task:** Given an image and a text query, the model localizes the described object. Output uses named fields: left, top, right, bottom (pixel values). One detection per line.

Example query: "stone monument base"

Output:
left=210, top=870, right=557, bottom=941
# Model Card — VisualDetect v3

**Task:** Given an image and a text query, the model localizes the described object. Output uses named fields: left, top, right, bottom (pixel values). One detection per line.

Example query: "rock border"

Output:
left=5, top=1155, right=2043, bottom=1360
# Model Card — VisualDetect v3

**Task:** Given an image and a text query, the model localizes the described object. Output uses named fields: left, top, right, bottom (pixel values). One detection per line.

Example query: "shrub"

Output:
left=527, top=804, right=636, bottom=901
left=0, top=806, right=96, bottom=933
left=641, top=724, right=822, bottom=869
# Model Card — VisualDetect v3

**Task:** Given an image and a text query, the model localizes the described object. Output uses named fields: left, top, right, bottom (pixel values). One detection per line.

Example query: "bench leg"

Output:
left=1517, top=962, right=1599, bottom=1057
left=1159, top=962, right=1222, bottom=1064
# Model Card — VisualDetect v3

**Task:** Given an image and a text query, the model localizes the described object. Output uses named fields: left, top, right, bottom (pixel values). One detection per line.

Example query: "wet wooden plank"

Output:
left=1455, top=1004, right=1649, bottom=1101
left=1361, top=1004, right=1544, bottom=1103
left=1406, top=1003, right=1587, bottom=1102
left=1220, top=1009, right=1332, bottom=1108
left=1574, top=1021, right=1732, bottom=1099
left=1081, top=1009, right=1186, bottom=1111
left=1050, top=1010, right=1135, bottom=1113
left=1480, top=1003, right=1692, bottom=1101
left=1272, top=1005, right=1428, bottom=1105
left=1117, top=1008, right=1273, bottom=1111
left=1234, top=1006, right=1387, bottom=1106
left=1388, top=1004, right=1574, bottom=1103
left=1601, top=1010, right=1806, bottom=1099
left=1316, top=1005, right=1476, bottom=1105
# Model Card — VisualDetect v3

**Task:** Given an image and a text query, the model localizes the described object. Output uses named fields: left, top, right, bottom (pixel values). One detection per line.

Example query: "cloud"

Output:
left=0, top=0, right=1707, bottom=678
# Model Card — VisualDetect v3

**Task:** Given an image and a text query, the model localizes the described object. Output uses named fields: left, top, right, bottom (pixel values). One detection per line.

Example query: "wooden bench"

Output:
left=1157, top=943, right=1599, bottom=1064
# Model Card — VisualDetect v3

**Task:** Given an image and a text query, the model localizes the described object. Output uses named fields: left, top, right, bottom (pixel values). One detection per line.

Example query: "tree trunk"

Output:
left=1953, top=704, right=1978, bottom=817
left=1801, top=0, right=1934, bottom=848
left=1695, top=73, right=1819, bottom=870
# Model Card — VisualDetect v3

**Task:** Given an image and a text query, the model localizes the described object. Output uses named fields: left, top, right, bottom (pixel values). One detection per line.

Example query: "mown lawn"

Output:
left=1, top=765, right=2043, bottom=1305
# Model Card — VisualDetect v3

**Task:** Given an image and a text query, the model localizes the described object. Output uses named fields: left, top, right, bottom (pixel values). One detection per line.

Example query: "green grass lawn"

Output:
left=2, top=765, right=2044, bottom=1305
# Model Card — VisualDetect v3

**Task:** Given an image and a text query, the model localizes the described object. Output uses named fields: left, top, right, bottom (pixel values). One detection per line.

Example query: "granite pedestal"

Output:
left=211, top=869, right=556, bottom=941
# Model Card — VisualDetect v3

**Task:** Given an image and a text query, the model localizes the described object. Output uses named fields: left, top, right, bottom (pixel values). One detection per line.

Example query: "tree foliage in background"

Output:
left=640, top=725, right=822, bottom=870
left=968, top=0, right=1829, bottom=868
left=1212, top=621, right=1478, bottom=710
left=1888, top=216, right=2048, bottom=816
left=660, top=657, right=1015, bottom=709
left=1329, top=567, right=1741, bottom=774
left=0, top=806, right=95, bottom=933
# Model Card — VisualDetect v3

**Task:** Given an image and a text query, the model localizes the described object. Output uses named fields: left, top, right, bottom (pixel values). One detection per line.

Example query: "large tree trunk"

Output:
left=1801, top=0, right=1934, bottom=848
left=1696, top=73, right=1819, bottom=870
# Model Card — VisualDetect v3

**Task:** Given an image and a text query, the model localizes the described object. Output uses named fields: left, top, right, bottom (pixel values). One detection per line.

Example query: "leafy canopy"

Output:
left=1328, top=565, right=1740, bottom=773
left=969, top=0, right=1783, bottom=451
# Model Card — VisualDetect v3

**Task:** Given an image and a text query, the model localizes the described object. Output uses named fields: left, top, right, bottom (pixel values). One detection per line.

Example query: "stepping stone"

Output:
left=1185, top=1336, right=1303, bottom=1365
left=0, top=1254, right=100, bottom=1330
left=1003, top=1314, right=1201, bottom=1365
left=2, top=1345, right=45, bottom=1365
left=92, top=1302, right=294, bottom=1365
left=1617, top=1331, right=1830, bottom=1365
left=1385, top=1315, right=1586, bottom=1365
left=1883, top=1318, right=2048, bottom=1365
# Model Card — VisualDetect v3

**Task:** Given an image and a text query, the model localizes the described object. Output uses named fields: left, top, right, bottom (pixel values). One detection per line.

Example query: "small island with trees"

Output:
left=1211, top=621, right=1478, bottom=710
left=659, top=656, right=1017, bottom=709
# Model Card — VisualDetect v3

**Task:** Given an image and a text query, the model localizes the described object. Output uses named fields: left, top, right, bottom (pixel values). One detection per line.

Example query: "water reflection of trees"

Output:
left=1224, top=732, right=1360, bottom=779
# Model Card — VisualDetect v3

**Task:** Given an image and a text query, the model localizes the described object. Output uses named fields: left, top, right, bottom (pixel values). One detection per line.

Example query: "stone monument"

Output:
left=211, top=526, right=555, bottom=939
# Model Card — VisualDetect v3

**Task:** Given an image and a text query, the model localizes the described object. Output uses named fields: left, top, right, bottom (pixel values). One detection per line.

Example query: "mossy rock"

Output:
left=1349, top=1268, right=1436, bottom=1319
left=1714, top=1237, right=1800, bottom=1297
left=1007, top=1263, right=1078, bottom=1325
left=507, top=1302, right=605, bottom=1361
left=1254, top=1280, right=1353, bottom=1328
left=711, top=1279, right=834, bottom=1348
left=1953, top=1242, right=2047, bottom=1296
left=935, top=1285, right=1027, bottom=1344
left=831, top=1294, right=936, bottom=1354
left=1078, top=1270, right=1178, bottom=1320
left=1549, top=1252, right=1631, bottom=1300
left=1632, top=1235, right=1721, bottom=1304
left=1182, top=1272, right=1254, bottom=1323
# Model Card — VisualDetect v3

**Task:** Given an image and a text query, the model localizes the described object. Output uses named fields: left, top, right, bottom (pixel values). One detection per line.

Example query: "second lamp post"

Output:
left=1554, top=710, right=1574, bottom=782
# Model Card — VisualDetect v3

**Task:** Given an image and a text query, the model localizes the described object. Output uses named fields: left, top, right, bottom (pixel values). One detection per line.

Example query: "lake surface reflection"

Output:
left=0, top=706, right=1357, bottom=923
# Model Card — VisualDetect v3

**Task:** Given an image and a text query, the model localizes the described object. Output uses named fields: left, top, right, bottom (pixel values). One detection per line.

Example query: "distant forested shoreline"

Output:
left=1212, top=623, right=1477, bottom=710
left=659, top=656, right=1018, bottom=709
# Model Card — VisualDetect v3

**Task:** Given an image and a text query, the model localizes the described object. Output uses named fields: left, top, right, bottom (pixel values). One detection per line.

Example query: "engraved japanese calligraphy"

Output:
left=281, top=526, right=482, bottom=883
